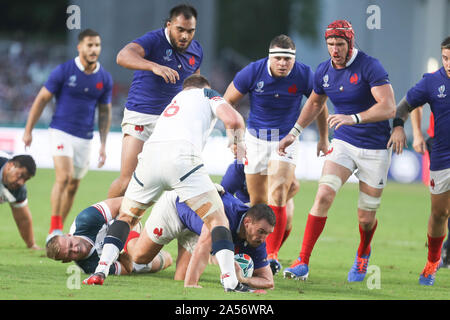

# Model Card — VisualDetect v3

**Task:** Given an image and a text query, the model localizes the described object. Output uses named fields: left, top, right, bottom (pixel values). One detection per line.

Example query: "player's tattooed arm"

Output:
left=395, top=97, right=414, bottom=121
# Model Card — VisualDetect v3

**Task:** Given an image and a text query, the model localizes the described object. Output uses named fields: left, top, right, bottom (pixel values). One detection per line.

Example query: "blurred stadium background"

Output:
left=0, top=0, right=449, bottom=183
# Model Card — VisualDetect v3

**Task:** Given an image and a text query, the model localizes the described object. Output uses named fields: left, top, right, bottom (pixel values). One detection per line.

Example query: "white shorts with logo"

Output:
left=125, top=140, right=216, bottom=204
left=244, top=129, right=300, bottom=175
left=121, top=108, right=159, bottom=141
left=49, top=128, right=92, bottom=179
left=326, top=139, right=392, bottom=189
left=429, top=167, right=450, bottom=195
left=144, top=191, right=198, bottom=253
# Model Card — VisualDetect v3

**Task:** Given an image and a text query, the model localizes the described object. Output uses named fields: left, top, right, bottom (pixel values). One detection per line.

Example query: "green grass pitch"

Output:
left=0, top=168, right=448, bottom=300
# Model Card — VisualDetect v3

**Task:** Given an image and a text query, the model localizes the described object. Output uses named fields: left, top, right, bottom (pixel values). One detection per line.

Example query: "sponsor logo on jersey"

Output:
left=68, top=75, right=77, bottom=87
left=255, top=81, right=264, bottom=93
left=322, top=74, right=330, bottom=88
left=437, top=85, right=446, bottom=98
left=163, top=49, right=173, bottom=62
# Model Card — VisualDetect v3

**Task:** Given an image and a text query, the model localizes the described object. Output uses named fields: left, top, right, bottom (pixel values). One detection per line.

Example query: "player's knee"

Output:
left=358, top=192, right=381, bottom=212
left=120, top=197, right=150, bottom=226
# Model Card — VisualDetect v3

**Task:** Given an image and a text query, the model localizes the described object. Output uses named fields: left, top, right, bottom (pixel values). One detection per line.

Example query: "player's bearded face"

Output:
left=78, top=36, right=101, bottom=65
left=269, top=53, right=295, bottom=78
left=167, top=15, right=196, bottom=53
left=244, top=218, right=273, bottom=247
left=442, top=48, right=450, bottom=78
left=327, top=37, right=349, bottom=68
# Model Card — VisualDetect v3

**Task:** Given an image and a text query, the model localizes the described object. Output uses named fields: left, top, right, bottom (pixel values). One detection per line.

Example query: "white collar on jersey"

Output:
left=267, top=58, right=293, bottom=77
left=74, top=56, right=100, bottom=74
left=330, top=48, right=359, bottom=68
left=164, top=27, right=174, bottom=47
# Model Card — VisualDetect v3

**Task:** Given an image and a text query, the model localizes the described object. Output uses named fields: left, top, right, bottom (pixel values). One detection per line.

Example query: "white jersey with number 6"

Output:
left=148, top=88, right=226, bottom=152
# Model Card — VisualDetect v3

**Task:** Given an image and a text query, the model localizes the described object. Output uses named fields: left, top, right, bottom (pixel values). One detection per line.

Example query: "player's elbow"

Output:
left=116, top=49, right=126, bottom=67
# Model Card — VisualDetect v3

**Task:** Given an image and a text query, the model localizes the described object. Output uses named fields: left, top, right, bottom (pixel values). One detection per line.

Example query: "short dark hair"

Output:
left=441, top=36, right=450, bottom=50
left=169, top=4, right=197, bottom=22
left=269, top=34, right=295, bottom=50
left=10, top=154, right=36, bottom=177
left=245, top=204, right=276, bottom=227
left=182, top=74, right=210, bottom=89
left=78, top=29, right=100, bottom=43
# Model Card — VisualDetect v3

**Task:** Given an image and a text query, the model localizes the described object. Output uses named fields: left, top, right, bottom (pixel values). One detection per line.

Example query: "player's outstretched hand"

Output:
left=278, top=134, right=295, bottom=156
left=387, top=126, right=407, bottom=154
left=152, top=64, right=180, bottom=84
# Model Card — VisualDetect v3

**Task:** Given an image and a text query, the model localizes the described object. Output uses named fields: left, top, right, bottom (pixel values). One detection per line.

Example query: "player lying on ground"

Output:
left=46, top=197, right=171, bottom=275
left=127, top=187, right=275, bottom=290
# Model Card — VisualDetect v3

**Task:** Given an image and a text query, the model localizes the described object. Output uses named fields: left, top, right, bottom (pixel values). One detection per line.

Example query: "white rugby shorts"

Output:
left=244, top=129, right=300, bottom=175
left=429, top=167, right=450, bottom=195
left=49, top=128, right=92, bottom=179
left=121, top=108, right=159, bottom=141
left=325, top=139, right=391, bottom=189
left=144, top=191, right=198, bottom=253
left=125, top=140, right=216, bottom=204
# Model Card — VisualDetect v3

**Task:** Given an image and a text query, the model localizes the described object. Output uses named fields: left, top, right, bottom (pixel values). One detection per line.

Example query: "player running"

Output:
left=387, top=36, right=450, bottom=285
left=279, top=20, right=396, bottom=282
left=108, top=4, right=203, bottom=199
left=223, top=34, right=329, bottom=272
left=23, top=29, right=113, bottom=240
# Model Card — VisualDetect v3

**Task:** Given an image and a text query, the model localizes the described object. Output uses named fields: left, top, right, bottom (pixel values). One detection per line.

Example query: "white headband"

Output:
left=268, top=48, right=296, bottom=58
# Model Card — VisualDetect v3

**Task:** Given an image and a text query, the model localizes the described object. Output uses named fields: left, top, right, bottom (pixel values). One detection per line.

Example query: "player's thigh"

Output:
left=245, top=173, right=268, bottom=204
left=119, top=134, right=145, bottom=178
left=244, top=130, right=272, bottom=175
left=52, top=156, right=74, bottom=182
left=354, top=147, right=391, bottom=190
left=132, top=231, right=164, bottom=264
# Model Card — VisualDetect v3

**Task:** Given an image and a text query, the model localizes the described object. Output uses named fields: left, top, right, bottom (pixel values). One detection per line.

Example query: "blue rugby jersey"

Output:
left=233, top=57, right=314, bottom=140
left=313, top=50, right=391, bottom=149
left=125, top=28, right=203, bottom=115
left=176, top=192, right=269, bottom=270
left=406, top=67, right=450, bottom=171
left=44, top=58, right=113, bottom=140
left=220, top=160, right=250, bottom=204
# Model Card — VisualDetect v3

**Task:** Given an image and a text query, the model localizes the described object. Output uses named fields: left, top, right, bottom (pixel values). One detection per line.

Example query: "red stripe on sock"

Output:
left=357, top=220, right=378, bottom=257
left=427, top=234, right=446, bottom=263
left=266, top=205, right=287, bottom=257
left=299, top=214, right=327, bottom=265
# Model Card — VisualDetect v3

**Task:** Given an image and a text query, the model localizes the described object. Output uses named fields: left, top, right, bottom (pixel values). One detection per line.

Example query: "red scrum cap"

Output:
left=325, top=20, right=355, bottom=63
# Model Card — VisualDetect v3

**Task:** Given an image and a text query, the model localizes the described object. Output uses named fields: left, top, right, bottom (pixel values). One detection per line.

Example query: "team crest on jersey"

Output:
left=350, top=73, right=359, bottom=84
left=255, top=81, right=264, bottom=92
left=322, top=74, right=330, bottom=88
left=68, top=75, right=77, bottom=87
left=163, top=49, right=173, bottom=61
left=437, top=85, right=446, bottom=98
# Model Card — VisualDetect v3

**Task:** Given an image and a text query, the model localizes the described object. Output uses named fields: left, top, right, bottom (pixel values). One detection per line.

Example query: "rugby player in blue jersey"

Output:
left=107, top=4, right=203, bottom=199
left=224, top=35, right=329, bottom=273
left=279, top=20, right=396, bottom=282
left=128, top=188, right=274, bottom=291
left=45, top=197, right=172, bottom=276
left=0, top=154, right=39, bottom=250
left=387, top=36, right=450, bottom=286
left=23, top=29, right=113, bottom=241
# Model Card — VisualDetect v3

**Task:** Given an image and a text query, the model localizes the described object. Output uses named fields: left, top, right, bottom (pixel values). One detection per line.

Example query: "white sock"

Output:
left=95, top=243, right=120, bottom=276
left=215, top=249, right=238, bottom=289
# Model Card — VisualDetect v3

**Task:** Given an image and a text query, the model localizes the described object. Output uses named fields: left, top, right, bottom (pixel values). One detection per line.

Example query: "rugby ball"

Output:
left=234, top=253, right=254, bottom=278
